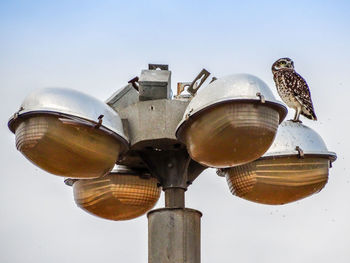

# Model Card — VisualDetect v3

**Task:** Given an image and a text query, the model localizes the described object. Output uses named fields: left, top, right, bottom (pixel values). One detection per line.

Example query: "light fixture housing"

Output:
left=176, top=74, right=287, bottom=168
left=223, top=121, right=337, bottom=205
left=72, top=166, right=161, bottom=221
left=8, top=87, right=129, bottom=178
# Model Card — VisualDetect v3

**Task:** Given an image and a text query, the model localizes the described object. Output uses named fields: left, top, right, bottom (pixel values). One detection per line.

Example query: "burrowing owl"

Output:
left=272, top=58, right=317, bottom=122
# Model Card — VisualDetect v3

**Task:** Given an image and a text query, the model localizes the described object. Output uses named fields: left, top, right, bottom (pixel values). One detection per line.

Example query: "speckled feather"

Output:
left=273, top=66, right=317, bottom=121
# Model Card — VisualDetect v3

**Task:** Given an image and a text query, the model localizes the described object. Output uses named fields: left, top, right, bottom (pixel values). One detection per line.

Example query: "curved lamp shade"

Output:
left=72, top=166, right=161, bottom=221
left=223, top=121, right=337, bottom=205
left=176, top=74, right=287, bottom=168
left=8, top=88, right=129, bottom=178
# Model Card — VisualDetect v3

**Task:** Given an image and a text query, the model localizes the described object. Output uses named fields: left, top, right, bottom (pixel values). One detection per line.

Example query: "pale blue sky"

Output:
left=1, top=1, right=349, bottom=263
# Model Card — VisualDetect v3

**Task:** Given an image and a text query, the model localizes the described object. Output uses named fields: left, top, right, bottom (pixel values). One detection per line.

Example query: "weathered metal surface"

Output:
left=106, top=83, right=139, bottom=112
left=261, top=120, right=337, bottom=162
left=148, top=64, right=169, bottom=70
left=128, top=76, right=140, bottom=91
left=105, top=69, right=207, bottom=187
left=110, top=94, right=206, bottom=188
left=139, top=148, right=190, bottom=189
left=148, top=208, right=201, bottom=263
left=139, top=68, right=172, bottom=101
left=186, top=160, right=207, bottom=184
left=8, top=87, right=129, bottom=145
left=165, top=188, right=185, bottom=208
left=118, top=149, right=207, bottom=190
left=117, top=99, right=189, bottom=149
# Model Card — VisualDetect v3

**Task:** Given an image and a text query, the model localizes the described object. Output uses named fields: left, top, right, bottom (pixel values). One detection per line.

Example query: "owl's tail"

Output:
left=302, top=108, right=317, bottom=121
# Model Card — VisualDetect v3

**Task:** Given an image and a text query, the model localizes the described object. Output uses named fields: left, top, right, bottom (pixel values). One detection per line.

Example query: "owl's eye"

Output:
left=280, top=61, right=286, bottom=65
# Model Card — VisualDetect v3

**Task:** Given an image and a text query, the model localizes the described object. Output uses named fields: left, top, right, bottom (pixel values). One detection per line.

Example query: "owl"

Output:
left=272, top=58, right=317, bottom=122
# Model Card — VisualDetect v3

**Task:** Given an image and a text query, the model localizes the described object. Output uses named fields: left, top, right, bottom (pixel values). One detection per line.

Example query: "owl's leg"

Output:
left=292, top=107, right=302, bottom=123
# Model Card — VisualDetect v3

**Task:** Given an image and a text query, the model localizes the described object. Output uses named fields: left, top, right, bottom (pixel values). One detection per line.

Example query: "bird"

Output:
left=272, top=57, right=317, bottom=122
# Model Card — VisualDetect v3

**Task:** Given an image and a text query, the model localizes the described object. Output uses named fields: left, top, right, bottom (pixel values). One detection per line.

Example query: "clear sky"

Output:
left=1, top=1, right=349, bottom=262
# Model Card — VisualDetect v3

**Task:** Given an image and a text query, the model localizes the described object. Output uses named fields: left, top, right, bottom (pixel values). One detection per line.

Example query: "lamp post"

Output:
left=7, top=64, right=336, bottom=263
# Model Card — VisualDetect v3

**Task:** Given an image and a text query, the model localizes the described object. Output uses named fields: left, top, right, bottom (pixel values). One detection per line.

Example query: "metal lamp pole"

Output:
left=107, top=64, right=206, bottom=262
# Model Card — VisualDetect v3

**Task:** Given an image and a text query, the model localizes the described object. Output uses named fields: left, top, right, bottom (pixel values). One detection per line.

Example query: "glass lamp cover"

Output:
left=73, top=174, right=161, bottom=221
left=225, top=156, right=329, bottom=205
left=15, top=115, right=123, bottom=178
left=184, top=102, right=279, bottom=168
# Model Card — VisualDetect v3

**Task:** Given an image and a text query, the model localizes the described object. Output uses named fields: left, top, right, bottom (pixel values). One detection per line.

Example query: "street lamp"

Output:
left=176, top=74, right=287, bottom=168
left=221, top=120, right=336, bottom=205
left=7, top=64, right=336, bottom=263
left=70, top=165, right=161, bottom=221
left=8, top=87, right=128, bottom=178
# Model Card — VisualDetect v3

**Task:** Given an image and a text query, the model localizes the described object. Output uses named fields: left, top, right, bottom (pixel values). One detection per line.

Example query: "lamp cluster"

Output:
left=8, top=65, right=336, bottom=221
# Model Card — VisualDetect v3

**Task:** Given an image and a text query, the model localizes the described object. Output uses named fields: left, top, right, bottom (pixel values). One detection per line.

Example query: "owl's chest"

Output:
left=274, top=74, right=300, bottom=109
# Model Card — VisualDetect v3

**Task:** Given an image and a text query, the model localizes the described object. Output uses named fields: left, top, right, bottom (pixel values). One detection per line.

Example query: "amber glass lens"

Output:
left=15, top=115, right=122, bottom=178
left=73, top=174, right=160, bottom=221
left=184, top=102, right=279, bottom=168
left=225, top=156, right=329, bottom=205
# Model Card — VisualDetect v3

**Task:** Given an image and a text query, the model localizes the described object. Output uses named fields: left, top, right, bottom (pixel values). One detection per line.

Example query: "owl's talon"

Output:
left=290, top=119, right=302, bottom=123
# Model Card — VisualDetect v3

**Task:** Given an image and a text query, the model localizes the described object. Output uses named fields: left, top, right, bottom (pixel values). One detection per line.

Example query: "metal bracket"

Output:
left=95, top=115, right=104, bottom=129
left=256, top=92, right=266, bottom=103
left=148, top=64, right=169, bottom=70
left=64, top=178, right=77, bottom=187
left=185, top=109, right=194, bottom=120
left=139, top=148, right=191, bottom=190
left=177, top=82, right=191, bottom=96
left=13, top=107, right=24, bottom=120
left=295, top=146, right=304, bottom=159
left=210, top=77, right=217, bottom=83
left=216, top=168, right=226, bottom=177
left=187, top=69, right=210, bottom=96
left=128, top=76, right=139, bottom=91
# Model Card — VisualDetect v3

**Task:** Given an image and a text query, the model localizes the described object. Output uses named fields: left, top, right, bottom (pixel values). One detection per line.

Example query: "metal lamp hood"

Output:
left=176, top=73, right=287, bottom=136
left=8, top=87, right=129, bottom=144
left=261, top=120, right=337, bottom=161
